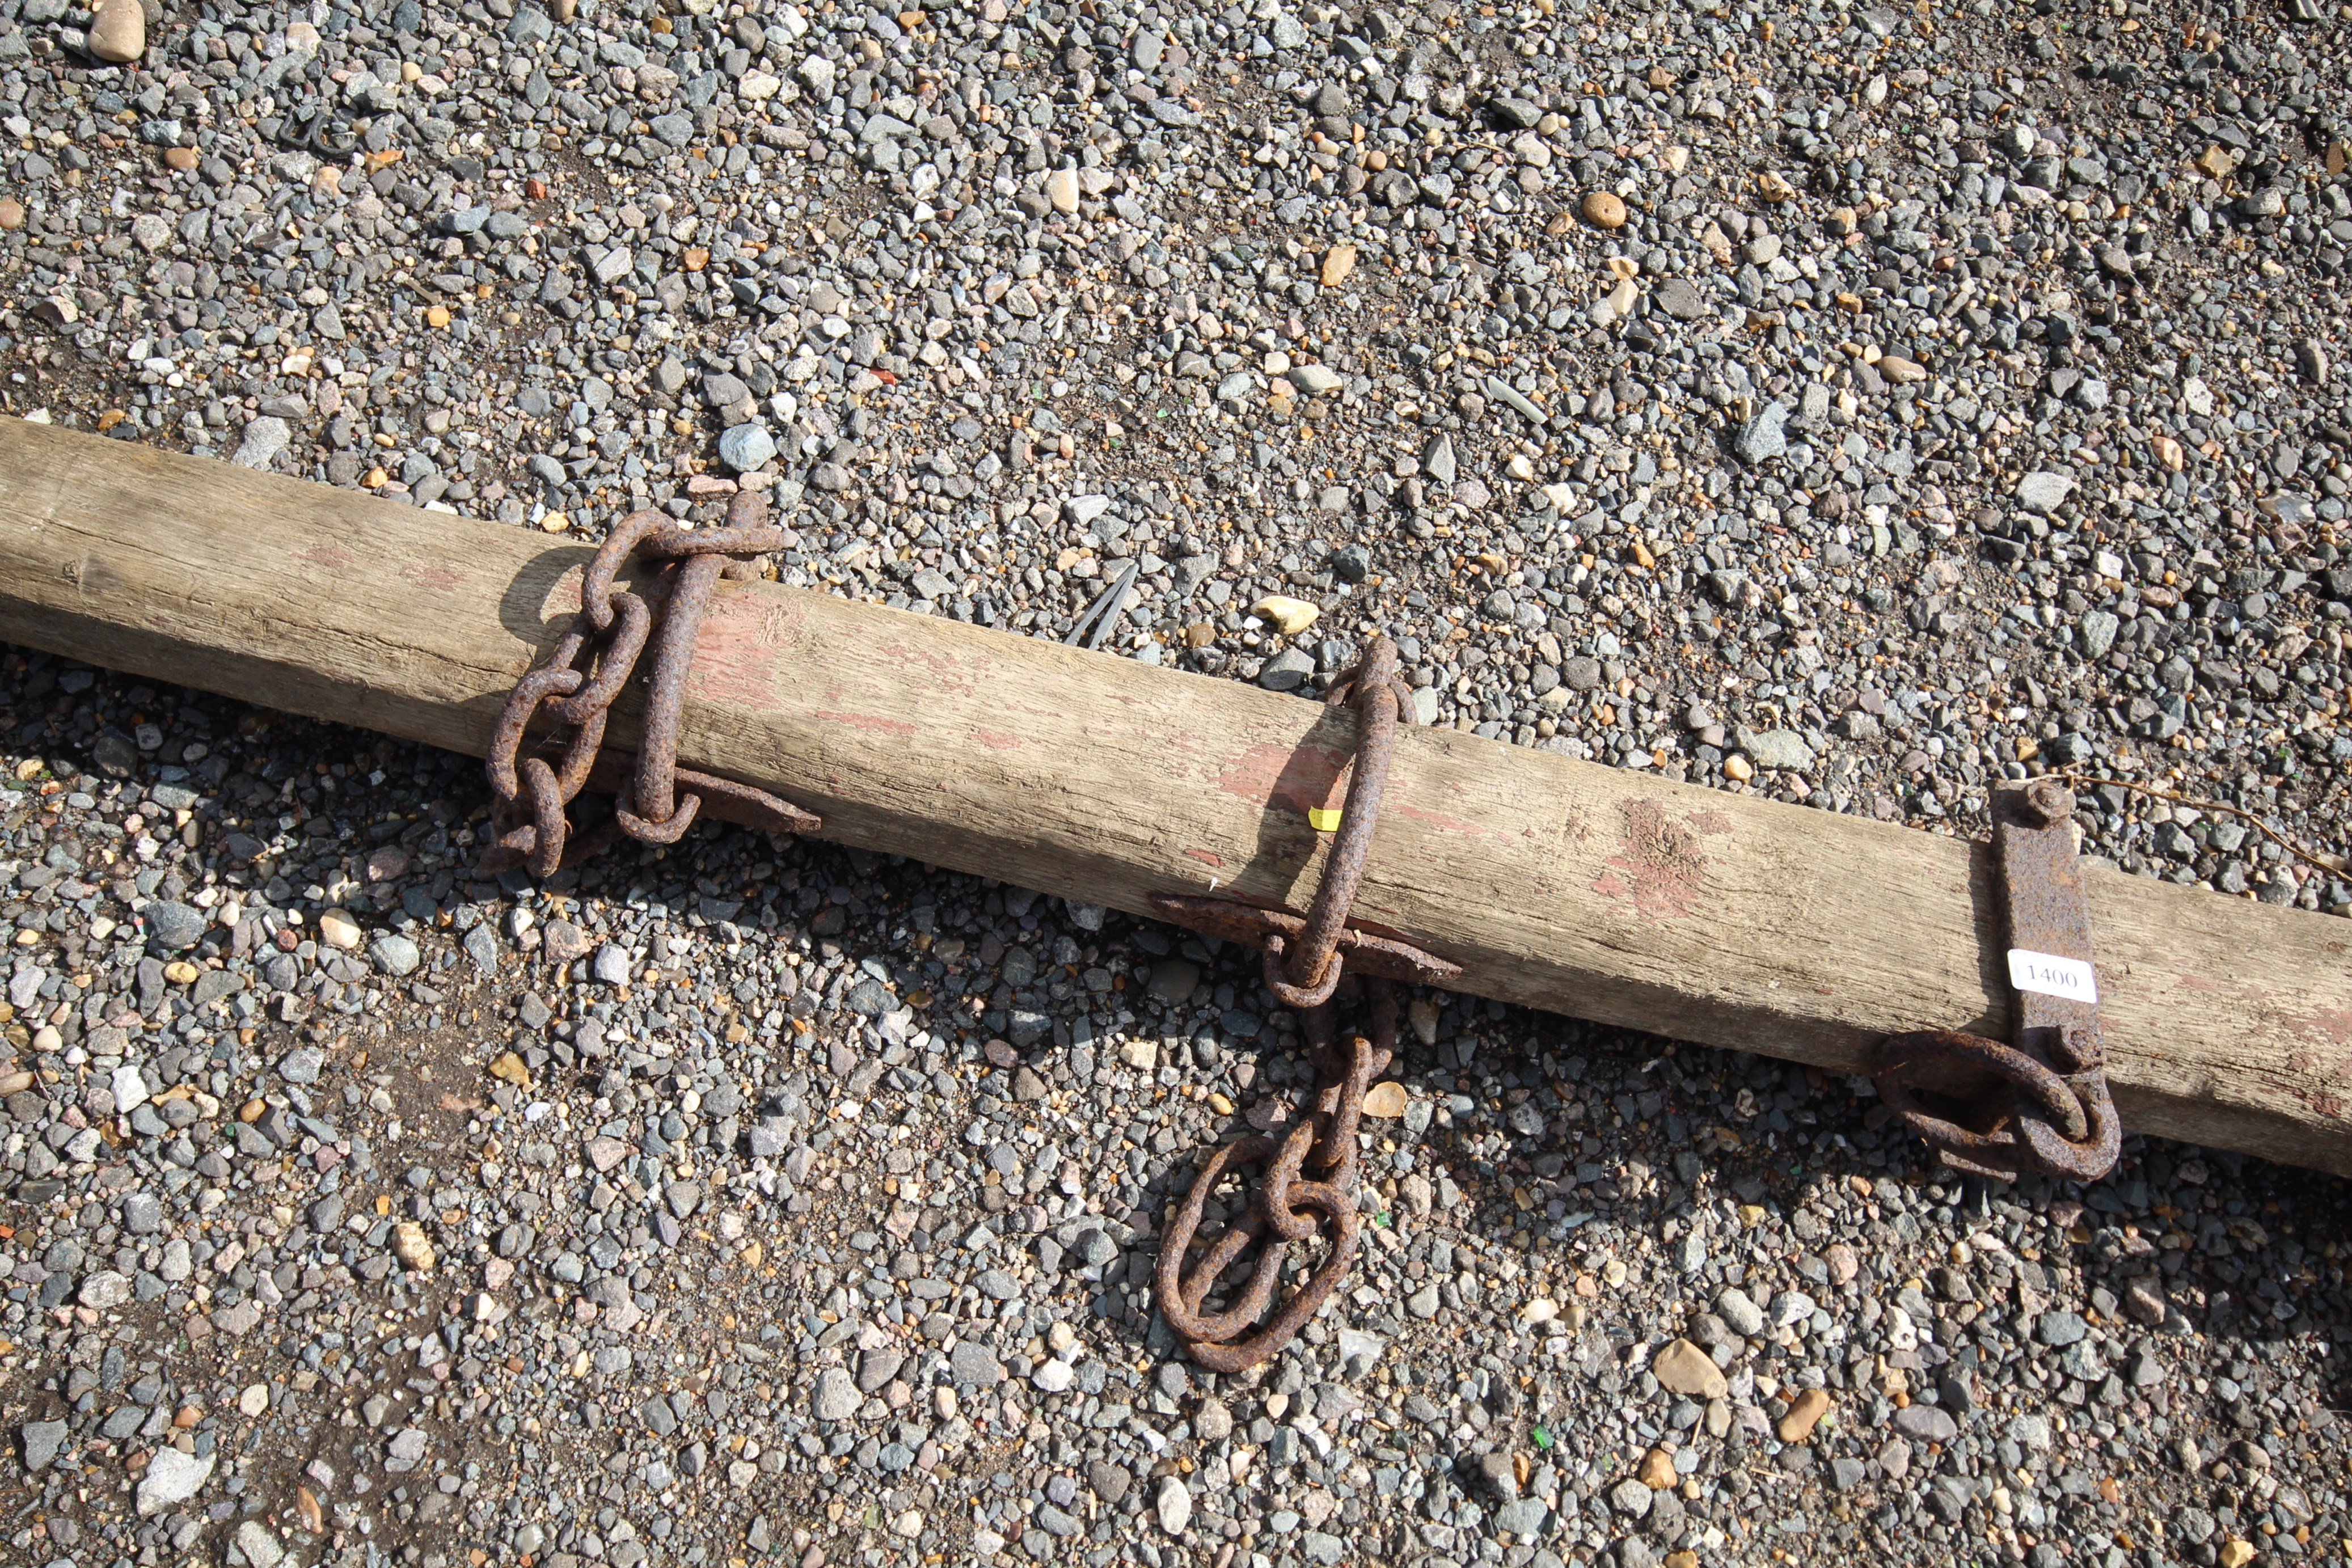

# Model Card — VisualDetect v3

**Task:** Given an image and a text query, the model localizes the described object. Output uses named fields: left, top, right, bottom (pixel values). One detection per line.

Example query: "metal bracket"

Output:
left=1875, top=779, right=2122, bottom=1182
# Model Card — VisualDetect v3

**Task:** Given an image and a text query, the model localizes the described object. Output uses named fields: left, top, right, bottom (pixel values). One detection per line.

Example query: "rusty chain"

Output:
left=482, top=492, right=820, bottom=878
left=1874, top=779, right=2121, bottom=1182
left=1150, top=636, right=1450, bottom=1370
left=1155, top=979, right=1395, bottom=1373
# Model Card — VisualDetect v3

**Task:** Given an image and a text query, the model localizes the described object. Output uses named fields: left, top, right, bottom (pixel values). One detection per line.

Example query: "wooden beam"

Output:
left=3, top=420, right=2348, bottom=1175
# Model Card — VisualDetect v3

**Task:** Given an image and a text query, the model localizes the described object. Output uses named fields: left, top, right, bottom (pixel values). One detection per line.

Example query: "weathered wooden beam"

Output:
left=3, top=419, right=2348, bottom=1174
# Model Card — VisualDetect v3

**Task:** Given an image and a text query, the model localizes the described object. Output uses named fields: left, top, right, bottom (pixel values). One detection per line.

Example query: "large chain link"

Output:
left=1151, top=638, right=1428, bottom=1371
left=1874, top=780, right=2119, bottom=1182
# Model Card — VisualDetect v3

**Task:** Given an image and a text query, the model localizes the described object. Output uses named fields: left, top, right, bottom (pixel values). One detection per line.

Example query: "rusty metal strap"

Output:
left=481, top=492, right=820, bottom=878
left=1874, top=779, right=2121, bottom=1183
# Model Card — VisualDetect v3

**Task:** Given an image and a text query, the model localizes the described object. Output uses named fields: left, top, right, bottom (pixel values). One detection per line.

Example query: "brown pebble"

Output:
left=162, top=146, right=198, bottom=172
left=1636, top=1447, right=1676, bottom=1489
left=87, top=0, right=146, bottom=63
left=0, top=197, right=21, bottom=231
left=1582, top=191, right=1627, bottom=230
left=1650, top=1337, right=1728, bottom=1399
left=1777, top=1386, right=1832, bottom=1443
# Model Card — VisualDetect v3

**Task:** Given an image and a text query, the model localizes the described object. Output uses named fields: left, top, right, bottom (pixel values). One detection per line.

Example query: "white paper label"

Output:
left=2007, top=949, right=2097, bottom=1004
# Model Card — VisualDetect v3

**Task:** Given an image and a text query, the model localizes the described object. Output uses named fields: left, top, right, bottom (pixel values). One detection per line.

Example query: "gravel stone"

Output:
left=1732, top=401, right=1790, bottom=465
left=141, top=901, right=206, bottom=951
left=810, top=1369, right=859, bottom=1421
left=19, top=1419, right=68, bottom=1473
left=717, top=424, right=778, bottom=473
left=367, top=935, right=421, bottom=977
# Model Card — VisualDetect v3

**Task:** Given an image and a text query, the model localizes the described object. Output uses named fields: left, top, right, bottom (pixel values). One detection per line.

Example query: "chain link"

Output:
left=1873, top=780, right=2120, bottom=1182
left=1155, top=979, right=1394, bottom=1373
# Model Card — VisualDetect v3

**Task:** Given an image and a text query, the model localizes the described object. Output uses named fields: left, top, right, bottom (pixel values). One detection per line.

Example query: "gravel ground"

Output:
left=4, top=0, right=2352, bottom=1566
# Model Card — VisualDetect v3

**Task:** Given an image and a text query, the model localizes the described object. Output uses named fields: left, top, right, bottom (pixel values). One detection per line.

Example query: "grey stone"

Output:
left=234, top=1521, right=286, bottom=1568
left=1735, top=727, right=1815, bottom=772
left=1654, top=278, right=1709, bottom=321
left=2016, top=471, right=2075, bottom=513
left=1259, top=648, right=1316, bottom=691
left=811, top=1368, right=859, bottom=1421
left=368, top=935, right=421, bottom=977
left=19, top=1419, right=69, bottom=1473
left=1891, top=1404, right=1958, bottom=1442
left=718, top=424, right=777, bottom=472
left=1733, top=401, right=1789, bottom=465
left=142, top=901, right=207, bottom=951
left=1422, top=432, right=1457, bottom=485
left=949, top=1342, right=1003, bottom=1385
left=231, top=416, right=292, bottom=470
left=136, top=1447, right=214, bottom=1515
left=1494, top=1498, right=1548, bottom=1535
left=78, top=1270, right=131, bottom=1308
left=2034, top=1309, right=2089, bottom=1346
left=1715, top=1286, right=1765, bottom=1338
left=1147, top=959, right=1200, bottom=1005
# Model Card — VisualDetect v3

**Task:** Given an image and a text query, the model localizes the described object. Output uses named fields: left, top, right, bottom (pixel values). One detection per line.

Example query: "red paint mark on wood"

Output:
left=295, top=544, right=356, bottom=572
left=973, top=728, right=1020, bottom=751
left=689, top=597, right=804, bottom=711
left=873, top=638, right=985, bottom=697
left=1393, top=802, right=1520, bottom=843
left=1186, top=848, right=1227, bottom=869
left=537, top=564, right=588, bottom=622
left=2300, top=1006, right=2352, bottom=1046
left=1591, top=797, right=1728, bottom=923
left=400, top=561, right=465, bottom=594
left=815, top=710, right=918, bottom=738
left=1217, top=741, right=1345, bottom=816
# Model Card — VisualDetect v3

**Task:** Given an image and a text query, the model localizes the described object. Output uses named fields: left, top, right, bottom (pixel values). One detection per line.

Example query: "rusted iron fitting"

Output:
left=1149, top=636, right=1459, bottom=994
left=482, top=493, right=820, bottom=878
left=1151, top=639, right=1453, bottom=1370
left=1874, top=779, right=2121, bottom=1183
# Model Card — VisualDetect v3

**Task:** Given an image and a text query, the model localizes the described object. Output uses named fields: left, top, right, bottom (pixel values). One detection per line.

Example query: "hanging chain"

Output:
left=1155, top=979, right=1395, bottom=1373
left=482, top=491, right=820, bottom=878
left=1151, top=637, right=1437, bottom=1370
